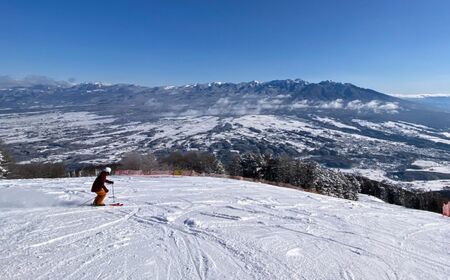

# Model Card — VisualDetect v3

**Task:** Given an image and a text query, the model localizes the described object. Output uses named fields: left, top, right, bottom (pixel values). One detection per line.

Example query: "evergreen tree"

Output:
left=227, top=154, right=243, bottom=176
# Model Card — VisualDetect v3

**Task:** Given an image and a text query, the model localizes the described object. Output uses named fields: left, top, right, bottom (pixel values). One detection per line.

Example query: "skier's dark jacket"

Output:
left=91, top=171, right=112, bottom=192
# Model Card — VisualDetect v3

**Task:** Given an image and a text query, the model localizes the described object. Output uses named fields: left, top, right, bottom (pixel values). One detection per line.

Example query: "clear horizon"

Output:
left=1, top=0, right=450, bottom=95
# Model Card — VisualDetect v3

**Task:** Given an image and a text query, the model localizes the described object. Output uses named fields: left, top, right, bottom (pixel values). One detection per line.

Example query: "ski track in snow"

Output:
left=0, top=176, right=449, bottom=280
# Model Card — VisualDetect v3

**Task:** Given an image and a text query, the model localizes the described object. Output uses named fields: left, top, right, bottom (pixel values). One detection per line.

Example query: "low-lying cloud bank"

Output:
left=158, top=98, right=401, bottom=116
left=291, top=99, right=399, bottom=113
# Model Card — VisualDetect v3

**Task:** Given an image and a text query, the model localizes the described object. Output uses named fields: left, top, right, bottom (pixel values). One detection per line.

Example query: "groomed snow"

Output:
left=1, top=176, right=449, bottom=279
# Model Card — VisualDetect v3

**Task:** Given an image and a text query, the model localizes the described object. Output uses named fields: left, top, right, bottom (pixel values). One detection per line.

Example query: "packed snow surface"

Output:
left=0, top=176, right=449, bottom=280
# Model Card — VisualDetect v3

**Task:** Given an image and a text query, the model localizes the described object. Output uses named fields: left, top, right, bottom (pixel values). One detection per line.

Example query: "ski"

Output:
left=109, top=203, right=124, bottom=206
left=89, top=203, right=124, bottom=207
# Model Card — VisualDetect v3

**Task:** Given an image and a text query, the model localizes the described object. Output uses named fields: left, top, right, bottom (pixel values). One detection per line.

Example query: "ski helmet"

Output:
left=103, top=167, right=112, bottom=174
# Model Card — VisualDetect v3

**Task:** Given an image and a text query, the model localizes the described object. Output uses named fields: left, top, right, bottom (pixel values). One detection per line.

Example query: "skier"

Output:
left=91, top=167, right=114, bottom=206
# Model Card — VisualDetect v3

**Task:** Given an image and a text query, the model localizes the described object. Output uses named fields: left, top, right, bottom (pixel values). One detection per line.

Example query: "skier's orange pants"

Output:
left=93, top=189, right=107, bottom=205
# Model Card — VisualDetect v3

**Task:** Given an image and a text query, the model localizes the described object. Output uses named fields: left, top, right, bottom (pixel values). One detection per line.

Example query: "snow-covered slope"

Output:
left=1, top=176, right=449, bottom=279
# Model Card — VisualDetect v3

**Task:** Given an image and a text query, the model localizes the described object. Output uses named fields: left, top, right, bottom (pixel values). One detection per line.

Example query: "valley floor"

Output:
left=0, top=176, right=449, bottom=279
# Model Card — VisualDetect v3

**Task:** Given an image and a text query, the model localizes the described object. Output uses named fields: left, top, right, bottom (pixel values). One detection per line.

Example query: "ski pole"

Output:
left=112, top=182, right=116, bottom=203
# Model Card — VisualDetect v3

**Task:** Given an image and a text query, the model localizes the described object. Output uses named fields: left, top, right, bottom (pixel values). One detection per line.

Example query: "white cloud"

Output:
left=378, top=102, right=399, bottom=112
left=170, top=97, right=401, bottom=117
left=288, top=99, right=400, bottom=113
left=290, top=100, right=310, bottom=109
left=318, top=99, right=344, bottom=109
left=346, top=100, right=399, bottom=113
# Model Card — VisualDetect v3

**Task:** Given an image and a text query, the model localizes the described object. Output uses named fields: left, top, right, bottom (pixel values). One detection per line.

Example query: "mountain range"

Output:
left=1, top=79, right=449, bottom=188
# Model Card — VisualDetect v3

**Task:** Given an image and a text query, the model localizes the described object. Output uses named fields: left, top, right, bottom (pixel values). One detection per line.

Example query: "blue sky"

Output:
left=1, top=0, right=450, bottom=94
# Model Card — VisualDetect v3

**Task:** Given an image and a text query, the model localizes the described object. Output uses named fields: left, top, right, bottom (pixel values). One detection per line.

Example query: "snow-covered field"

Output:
left=352, top=119, right=450, bottom=145
left=341, top=168, right=450, bottom=191
left=408, top=160, right=450, bottom=174
left=3, top=109, right=449, bottom=170
left=1, top=176, right=449, bottom=280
